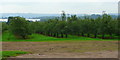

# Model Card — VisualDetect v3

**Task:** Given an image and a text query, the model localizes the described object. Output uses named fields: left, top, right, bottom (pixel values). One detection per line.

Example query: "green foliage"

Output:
left=2, top=22, right=8, bottom=32
left=9, top=17, right=31, bottom=39
left=2, top=13, right=119, bottom=40
left=68, top=15, right=78, bottom=22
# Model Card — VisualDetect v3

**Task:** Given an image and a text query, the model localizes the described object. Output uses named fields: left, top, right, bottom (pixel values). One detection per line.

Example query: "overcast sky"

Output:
left=0, top=0, right=119, bottom=14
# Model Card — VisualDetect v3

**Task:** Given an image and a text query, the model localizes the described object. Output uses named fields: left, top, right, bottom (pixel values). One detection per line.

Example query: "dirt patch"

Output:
left=2, top=41, right=118, bottom=58
left=15, top=51, right=118, bottom=58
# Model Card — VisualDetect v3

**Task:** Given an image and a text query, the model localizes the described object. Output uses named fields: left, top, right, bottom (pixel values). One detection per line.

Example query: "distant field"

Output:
left=2, top=32, right=119, bottom=42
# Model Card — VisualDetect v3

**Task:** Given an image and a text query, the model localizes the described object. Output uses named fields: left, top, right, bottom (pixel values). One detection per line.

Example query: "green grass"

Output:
left=2, top=31, right=119, bottom=42
left=0, top=51, right=29, bottom=58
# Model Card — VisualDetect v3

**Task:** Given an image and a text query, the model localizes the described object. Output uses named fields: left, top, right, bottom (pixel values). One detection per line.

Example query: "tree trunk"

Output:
left=61, top=33, right=64, bottom=38
left=53, top=33, right=56, bottom=37
left=50, top=33, right=53, bottom=36
left=81, top=33, right=84, bottom=36
left=47, top=32, right=49, bottom=36
left=94, top=34, right=97, bottom=38
left=43, top=32, right=45, bottom=35
left=65, top=33, right=67, bottom=38
left=22, top=35, right=26, bottom=39
left=41, top=32, right=43, bottom=34
left=110, top=33, right=112, bottom=39
left=56, top=33, right=59, bottom=38
left=87, top=33, right=90, bottom=37
left=102, top=33, right=105, bottom=39
left=48, top=32, right=50, bottom=36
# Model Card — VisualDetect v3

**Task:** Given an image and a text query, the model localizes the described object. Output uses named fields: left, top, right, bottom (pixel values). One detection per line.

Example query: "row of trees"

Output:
left=2, top=12, right=119, bottom=39
left=29, top=12, right=119, bottom=38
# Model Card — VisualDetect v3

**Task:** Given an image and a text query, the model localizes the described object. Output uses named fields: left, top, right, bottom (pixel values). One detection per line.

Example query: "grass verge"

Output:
left=0, top=51, right=29, bottom=60
left=2, top=32, right=119, bottom=42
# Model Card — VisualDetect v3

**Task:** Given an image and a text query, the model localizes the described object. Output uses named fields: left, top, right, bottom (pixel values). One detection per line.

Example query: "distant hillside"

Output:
left=0, top=13, right=61, bottom=18
left=0, top=13, right=118, bottom=19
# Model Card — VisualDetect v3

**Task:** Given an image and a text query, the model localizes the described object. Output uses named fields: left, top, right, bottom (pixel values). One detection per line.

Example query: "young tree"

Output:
left=9, top=17, right=31, bottom=39
left=101, top=14, right=112, bottom=38
left=54, top=21, right=67, bottom=38
left=92, top=18, right=100, bottom=38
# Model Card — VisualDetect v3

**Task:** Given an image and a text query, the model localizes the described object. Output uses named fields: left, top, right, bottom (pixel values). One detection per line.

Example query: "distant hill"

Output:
left=0, top=13, right=61, bottom=18
left=0, top=13, right=118, bottom=19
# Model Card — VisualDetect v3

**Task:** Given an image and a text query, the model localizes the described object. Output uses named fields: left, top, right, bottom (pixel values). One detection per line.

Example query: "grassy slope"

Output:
left=2, top=32, right=119, bottom=42
left=0, top=51, right=29, bottom=58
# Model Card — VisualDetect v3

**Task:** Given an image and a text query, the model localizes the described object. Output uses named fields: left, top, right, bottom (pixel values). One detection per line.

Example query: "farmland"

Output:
left=2, top=31, right=119, bottom=58
left=1, top=12, right=119, bottom=59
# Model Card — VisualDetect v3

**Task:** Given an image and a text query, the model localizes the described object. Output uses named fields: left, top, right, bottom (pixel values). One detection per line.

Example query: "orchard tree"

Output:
left=61, top=11, right=66, bottom=21
left=2, top=22, right=8, bottom=32
left=9, top=17, right=31, bottom=39
left=98, top=14, right=111, bottom=38
left=68, top=15, right=78, bottom=23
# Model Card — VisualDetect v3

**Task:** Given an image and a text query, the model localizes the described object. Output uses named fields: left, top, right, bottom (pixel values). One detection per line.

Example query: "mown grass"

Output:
left=2, top=31, right=119, bottom=42
left=0, top=51, right=29, bottom=58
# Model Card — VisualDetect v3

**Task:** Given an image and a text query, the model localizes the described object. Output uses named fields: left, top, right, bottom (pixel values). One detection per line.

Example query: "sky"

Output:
left=0, top=0, right=119, bottom=14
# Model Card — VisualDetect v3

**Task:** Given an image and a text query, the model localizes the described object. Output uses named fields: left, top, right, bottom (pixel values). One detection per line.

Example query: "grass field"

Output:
left=0, top=51, right=29, bottom=58
left=2, top=32, right=119, bottom=42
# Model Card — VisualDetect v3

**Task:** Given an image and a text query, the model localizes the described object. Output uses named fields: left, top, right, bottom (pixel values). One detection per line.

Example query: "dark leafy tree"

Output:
left=9, top=17, right=31, bottom=39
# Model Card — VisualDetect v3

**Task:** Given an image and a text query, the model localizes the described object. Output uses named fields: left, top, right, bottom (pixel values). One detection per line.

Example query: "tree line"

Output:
left=2, top=12, right=119, bottom=39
